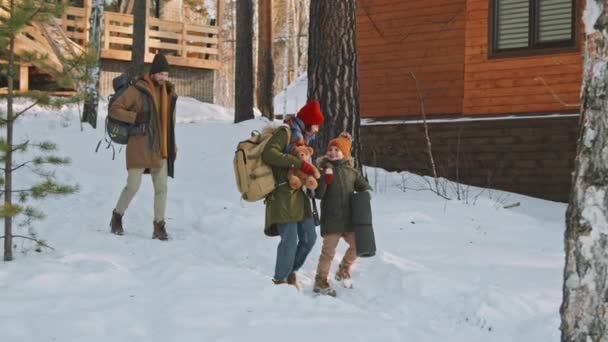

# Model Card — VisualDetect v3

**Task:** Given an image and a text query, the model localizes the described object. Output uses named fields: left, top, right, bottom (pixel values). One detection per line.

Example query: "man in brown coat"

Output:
left=109, top=53, right=178, bottom=241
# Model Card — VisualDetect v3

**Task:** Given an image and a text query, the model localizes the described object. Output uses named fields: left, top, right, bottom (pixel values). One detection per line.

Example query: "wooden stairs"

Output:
left=0, top=4, right=84, bottom=92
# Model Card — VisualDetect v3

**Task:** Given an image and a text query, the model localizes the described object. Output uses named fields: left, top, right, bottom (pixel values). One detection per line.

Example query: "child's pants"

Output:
left=316, top=232, right=357, bottom=280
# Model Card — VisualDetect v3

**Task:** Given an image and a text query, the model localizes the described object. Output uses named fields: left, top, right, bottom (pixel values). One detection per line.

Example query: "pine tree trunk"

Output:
left=4, top=0, right=15, bottom=262
left=308, top=0, right=361, bottom=169
left=82, top=0, right=104, bottom=129
left=256, top=0, right=274, bottom=120
left=234, top=0, right=254, bottom=123
left=129, top=0, right=147, bottom=78
left=560, top=4, right=608, bottom=341
left=215, top=0, right=236, bottom=107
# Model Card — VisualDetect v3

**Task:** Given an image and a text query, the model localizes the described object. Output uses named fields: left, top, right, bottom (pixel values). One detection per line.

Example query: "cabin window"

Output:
left=490, top=0, right=577, bottom=57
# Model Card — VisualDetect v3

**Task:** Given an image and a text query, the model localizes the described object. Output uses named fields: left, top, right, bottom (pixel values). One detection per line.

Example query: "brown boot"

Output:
left=313, top=275, right=336, bottom=297
left=287, top=272, right=300, bottom=290
left=335, top=262, right=351, bottom=281
left=110, top=210, right=124, bottom=235
left=272, top=278, right=287, bottom=285
left=152, top=220, right=169, bottom=241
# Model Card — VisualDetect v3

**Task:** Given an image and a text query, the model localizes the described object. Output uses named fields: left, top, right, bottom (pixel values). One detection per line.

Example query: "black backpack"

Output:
left=96, top=74, right=148, bottom=158
left=106, top=73, right=136, bottom=144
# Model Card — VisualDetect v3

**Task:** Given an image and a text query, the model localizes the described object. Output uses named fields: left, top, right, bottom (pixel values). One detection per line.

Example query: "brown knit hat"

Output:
left=328, top=132, right=352, bottom=159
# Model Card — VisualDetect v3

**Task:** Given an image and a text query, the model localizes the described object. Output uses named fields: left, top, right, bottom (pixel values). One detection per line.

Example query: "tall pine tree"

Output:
left=128, top=0, right=147, bottom=78
left=81, top=0, right=104, bottom=128
left=308, top=0, right=361, bottom=168
left=256, top=0, right=274, bottom=120
left=0, top=0, right=82, bottom=261
left=234, top=0, right=254, bottom=123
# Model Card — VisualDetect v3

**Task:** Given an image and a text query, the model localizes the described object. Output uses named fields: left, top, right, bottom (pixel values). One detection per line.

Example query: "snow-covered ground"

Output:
left=274, top=73, right=307, bottom=116
left=0, top=97, right=566, bottom=341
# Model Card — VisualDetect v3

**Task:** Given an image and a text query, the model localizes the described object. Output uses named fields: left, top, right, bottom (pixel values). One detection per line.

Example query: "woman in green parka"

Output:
left=261, top=100, right=324, bottom=289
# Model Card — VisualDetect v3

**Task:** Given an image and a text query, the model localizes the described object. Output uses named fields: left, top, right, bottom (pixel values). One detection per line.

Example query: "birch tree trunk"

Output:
left=308, top=0, right=362, bottom=168
left=560, top=3, right=608, bottom=341
left=82, top=0, right=104, bottom=128
left=256, top=0, right=274, bottom=119
left=234, top=0, right=254, bottom=123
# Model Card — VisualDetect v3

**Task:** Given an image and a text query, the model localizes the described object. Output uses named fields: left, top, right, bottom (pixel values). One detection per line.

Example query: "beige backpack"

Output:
left=233, top=125, right=291, bottom=202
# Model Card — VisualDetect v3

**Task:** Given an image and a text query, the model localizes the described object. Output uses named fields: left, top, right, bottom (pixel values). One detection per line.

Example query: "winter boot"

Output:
left=313, top=275, right=336, bottom=297
left=287, top=272, right=300, bottom=290
left=272, top=278, right=287, bottom=285
left=152, top=221, right=169, bottom=241
left=335, top=263, right=354, bottom=289
left=110, top=210, right=124, bottom=235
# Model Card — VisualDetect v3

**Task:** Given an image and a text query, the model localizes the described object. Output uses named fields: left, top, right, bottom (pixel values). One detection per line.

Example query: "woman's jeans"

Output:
left=273, top=217, right=317, bottom=280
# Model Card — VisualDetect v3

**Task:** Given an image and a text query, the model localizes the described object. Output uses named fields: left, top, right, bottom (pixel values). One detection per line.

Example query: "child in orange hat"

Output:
left=313, top=132, right=372, bottom=296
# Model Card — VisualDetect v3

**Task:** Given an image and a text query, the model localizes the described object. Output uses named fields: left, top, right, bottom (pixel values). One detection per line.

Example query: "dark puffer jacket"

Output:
left=315, top=157, right=372, bottom=236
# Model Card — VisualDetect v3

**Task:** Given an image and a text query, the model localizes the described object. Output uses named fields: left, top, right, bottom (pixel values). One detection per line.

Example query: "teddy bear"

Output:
left=288, top=145, right=321, bottom=190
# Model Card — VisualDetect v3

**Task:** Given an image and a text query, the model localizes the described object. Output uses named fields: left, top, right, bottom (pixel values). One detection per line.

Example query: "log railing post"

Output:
left=181, top=23, right=187, bottom=58
left=83, top=0, right=91, bottom=46
left=103, top=14, right=109, bottom=50
left=144, top=0, right=150, bottom=59
left=18, top=64, right=28, bottom=92
left=216, top=0, right=222, bottom=27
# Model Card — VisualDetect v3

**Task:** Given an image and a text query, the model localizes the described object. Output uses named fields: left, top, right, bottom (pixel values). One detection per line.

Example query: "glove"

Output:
left=299, top=161, right=315, bottom=175
left=324, top=168, right=334, bottom=185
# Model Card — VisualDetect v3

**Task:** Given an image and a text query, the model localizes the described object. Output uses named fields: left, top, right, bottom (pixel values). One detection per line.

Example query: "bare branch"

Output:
left=360, top=2, right=386, bottom=38
left=10, top=160, right=33, bottom=172
left=11, top=140, right=30, bottom=153
left=14, top=100, right=42, bottom=120
left=403, top=184, right=452, bottom=201
left=534, top=77, right=579, bottom=108
left=503, top=202, right=520, bottom=209
left=408, top=72, right=439, bottom=189
left=0, top=189, right=35, bottom=193
left=0, top=235, right=55, bottom=250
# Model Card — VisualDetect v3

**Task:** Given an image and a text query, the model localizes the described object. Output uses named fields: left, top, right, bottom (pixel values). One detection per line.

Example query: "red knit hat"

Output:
left=296, top=100, right=324, bottom=126
left=328, top=132, right=353, bottom=159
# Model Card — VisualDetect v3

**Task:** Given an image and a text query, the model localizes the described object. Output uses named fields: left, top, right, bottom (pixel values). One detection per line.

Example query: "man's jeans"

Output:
left=274, top=217, right=317, bottom=281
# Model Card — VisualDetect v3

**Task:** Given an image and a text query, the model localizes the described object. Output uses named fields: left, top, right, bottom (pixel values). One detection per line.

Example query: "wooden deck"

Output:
left=2, top=1, right=221, bottom=94
left=62, top=6, right=221, bottom=70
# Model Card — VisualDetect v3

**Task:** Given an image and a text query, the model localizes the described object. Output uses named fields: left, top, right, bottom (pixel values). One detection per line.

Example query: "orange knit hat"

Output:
left=328, top=132, right=353, bottom=159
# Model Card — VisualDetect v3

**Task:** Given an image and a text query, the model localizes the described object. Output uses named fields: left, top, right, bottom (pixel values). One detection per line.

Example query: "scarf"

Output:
left=145, top=75, right=169, bottom=159
left=283, top=116, right=315, bottom=153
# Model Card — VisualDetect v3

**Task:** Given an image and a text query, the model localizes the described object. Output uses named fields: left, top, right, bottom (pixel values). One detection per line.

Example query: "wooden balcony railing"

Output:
left=60, top=6, right=220, bottom=70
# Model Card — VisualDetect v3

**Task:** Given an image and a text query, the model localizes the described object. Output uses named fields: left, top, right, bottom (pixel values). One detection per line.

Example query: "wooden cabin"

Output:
left=356, top=0, right=582, bottom=201
left=2, top=0, right=221, bottom=102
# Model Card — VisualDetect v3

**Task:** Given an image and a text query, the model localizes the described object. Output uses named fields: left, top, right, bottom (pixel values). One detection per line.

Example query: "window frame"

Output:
left=488, top=0, right=579, bottom=59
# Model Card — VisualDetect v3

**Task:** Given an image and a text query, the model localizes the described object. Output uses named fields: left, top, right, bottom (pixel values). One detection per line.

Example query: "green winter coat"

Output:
left=261, top=127, right=312, bottom=236
left=315, top=157, right=372, bottom=237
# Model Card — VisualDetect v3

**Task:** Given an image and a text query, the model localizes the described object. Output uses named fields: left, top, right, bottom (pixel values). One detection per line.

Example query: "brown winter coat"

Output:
left=315, top=157, right=372, bottom=236
left=261, top=127, right=313, bottom=236
left=109, top=78, right=178, bottom=177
